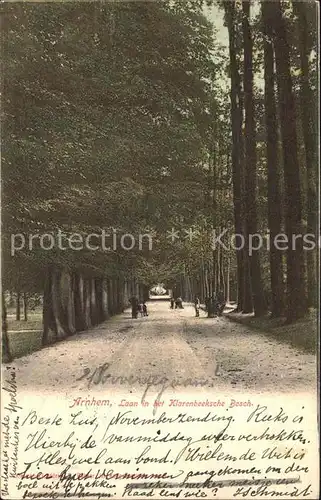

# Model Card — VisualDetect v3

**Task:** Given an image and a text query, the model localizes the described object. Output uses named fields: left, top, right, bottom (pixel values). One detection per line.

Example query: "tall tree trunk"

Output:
left=226, top=254, right=231, bottom=303
left=84, top=279, right=92, bottom=328
left=262, top=0, right=285, bottom=317
left=293, top=0, right=318, bottom=308
left=114, top=278, right=119, bottom=313
left=113, top=278, right=118, bottom=313
left=240, top=84, right=253, bottom=314
left=242, top=254, right=252, bottom=312
left=212, top=251, right=217, bottom=295
left=65, top=272, right=76, bottom=334
left=242, top=1, right=267, bottom=317
left=2, top=292, right=12, bottom=362
left=90, top=278, right=98, bottom=325
left=272, top=0, right=307, bottom=322
left=107, top=279, right=112, bottom=316
left=23, top=293, right=28, bottom=321
left=101, top=278, right=108, bottom=317
left=74, top=272, right=86, bottom=331
left=220, top=253, right=226, bottom=298
left=102, top=279, right=109, bottom=318
left=204, top=263, right=210, bottom=299
left=52, top=269, right=69, bottom=339
left=16, top=291, right=21, bottom=321
left=123, top=280, right=129, bottom=307
left=118, top=277, right=124, bottom=311
left=42, top=266, right=57, bottom=345
left=200, top=265, right=205, bottom=303
left=135, top=280, right=140, bottom=299
left=224, top=1, right=246, bottom=312
left=94, top=278, right=103, bottom=322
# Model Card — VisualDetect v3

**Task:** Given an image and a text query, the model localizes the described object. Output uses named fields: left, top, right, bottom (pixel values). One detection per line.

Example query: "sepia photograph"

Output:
left=1, top=0, right=319, bottom=499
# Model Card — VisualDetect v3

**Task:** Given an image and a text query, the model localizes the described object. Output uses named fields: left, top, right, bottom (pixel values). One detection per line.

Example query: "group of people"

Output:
left=130, top=292, right=226, bottom=319
left=204, top=291, right=226, bottom=317
left=130, top=297, right=148, bottom=319
left=170, top=292, right=226, bottom=317
left=170, top=296, right=184, bottom=309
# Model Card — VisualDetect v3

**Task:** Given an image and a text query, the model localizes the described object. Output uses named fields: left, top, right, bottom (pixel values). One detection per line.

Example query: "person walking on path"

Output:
left=143, top=302, right=148, bottom=316
left=130, top=296, right=139, bottom=319
left=175, top=296, right=183, bottom=309
left=207, top=294, right=217, bottom=318
left=138, top=301, right=144, bottom=317
left=194, top=295, right=200, bottom=317
left=217, top=289, right=225, bottom=316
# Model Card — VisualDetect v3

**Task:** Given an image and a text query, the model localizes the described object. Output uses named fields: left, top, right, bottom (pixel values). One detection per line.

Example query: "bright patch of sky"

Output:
left=204, top=3, right=228, bottom=49
left=204, top=1, right=265, bottom=91
left=203, top=3, right=229, bottom=92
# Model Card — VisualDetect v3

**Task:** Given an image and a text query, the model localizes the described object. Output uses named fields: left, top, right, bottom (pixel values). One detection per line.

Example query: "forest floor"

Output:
left=6, top=300, right=317, bottom=395
left=226, top=308, right=318, bottom=354
left=7, top=309, right=43, bottom=359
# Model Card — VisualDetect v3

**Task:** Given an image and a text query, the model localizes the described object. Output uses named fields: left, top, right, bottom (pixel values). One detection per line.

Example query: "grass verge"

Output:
left=225, top=308, right=318, bottom=353
left=6, top=311, right=43, bottom=359
left=8, top=331, right=43, bottom=359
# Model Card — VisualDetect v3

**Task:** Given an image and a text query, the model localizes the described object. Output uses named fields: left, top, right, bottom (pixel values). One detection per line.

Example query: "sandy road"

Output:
left=6, top=300, right=316, bottom=396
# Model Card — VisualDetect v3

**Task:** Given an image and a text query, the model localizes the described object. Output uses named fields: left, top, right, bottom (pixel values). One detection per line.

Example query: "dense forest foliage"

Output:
left=1, top=0, right=318, bottom=361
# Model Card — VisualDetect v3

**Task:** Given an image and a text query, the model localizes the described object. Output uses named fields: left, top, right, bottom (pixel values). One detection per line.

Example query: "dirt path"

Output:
left=6, top=300, right=316, bottom=395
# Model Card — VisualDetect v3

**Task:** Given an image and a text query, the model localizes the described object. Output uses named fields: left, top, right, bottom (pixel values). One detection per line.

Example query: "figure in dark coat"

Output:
left=130, top=296, right=139, bottom=319
left=175, top=297, right=183, bottom=309
left=143, top=303, right=148, bottom=316
left=217, top=290, right=226, bottom=316
left=194, top=295, right=200, bottom=317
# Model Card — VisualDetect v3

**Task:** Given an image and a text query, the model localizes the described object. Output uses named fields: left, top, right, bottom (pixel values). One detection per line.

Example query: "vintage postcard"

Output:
left=1, top=0, right=319, bottom=499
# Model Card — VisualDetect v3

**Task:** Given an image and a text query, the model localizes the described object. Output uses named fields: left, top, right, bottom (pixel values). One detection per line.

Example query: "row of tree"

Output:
left=221, top=0, right=318, bottom=321
left=167, top=0, right=318, bottom=323
left=1, top=0, right=318, bottom=362
left=1, top=1, right=222, bottom=361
